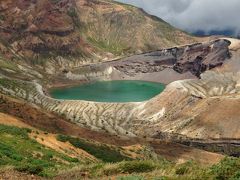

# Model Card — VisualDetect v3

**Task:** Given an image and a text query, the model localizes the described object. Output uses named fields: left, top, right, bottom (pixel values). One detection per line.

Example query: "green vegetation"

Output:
left=57, top=135, right=131, bottom=162
left=99, top=159, right=171, bottom=177
left=87, top=37, right=126, bottom=55
left=0, top=124, right=80, bottom=177
left=0, top=77, right=35, bottom=96
left=0, top=15, right=5, bottom=21
left=67, top=7, right=78, bottom=18
left=209, top=157, right=240, bottom=179
left=1, top=124, right=240, bottom=179
left=117, top=175, right=145, bottom=180
left=96, top=158, right=240, bottom=180
left=67, top=7, right=81, bottom=28
left=119, top=161, right=157, bottom=173
left=50, top=0, right=61, bottom=4
left=0, top=56, right=19, bottom=72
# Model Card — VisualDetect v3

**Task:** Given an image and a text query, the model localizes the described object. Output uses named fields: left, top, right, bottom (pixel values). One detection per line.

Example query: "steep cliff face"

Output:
left=0, top=0, right=196, bottom=63
left=111, top=39, right=231, bottom=78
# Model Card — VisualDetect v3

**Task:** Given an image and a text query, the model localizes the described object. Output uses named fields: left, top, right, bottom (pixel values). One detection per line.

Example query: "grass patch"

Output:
left=175, top=161, right=197, bottom=175
left=0, top=15, right=5, bottom=21
left=101, top=160, right=170, bottom=177
left=87, top=37, right=126, bottom=55
left=57, top=135, right=131, bottom=163
left=1, top=124, right=240, bottom=179
left=0, top=57, right=19, bottom=72
left=209, top=157, right=240, bottom=180
left=119, top=161, right=157, bottom=173
left=50, top=0, right=61, bottom=4
left=117, top=175, right=145, bottom=180
left=0, top=124, right=80, bottom=177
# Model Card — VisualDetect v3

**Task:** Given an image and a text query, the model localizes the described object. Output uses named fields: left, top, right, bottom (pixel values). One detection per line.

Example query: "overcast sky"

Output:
left=116, top=0, right=240, bottom=36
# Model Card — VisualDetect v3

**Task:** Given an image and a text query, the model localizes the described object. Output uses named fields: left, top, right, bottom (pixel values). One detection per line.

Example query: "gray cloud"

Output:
left=116, top=0, right=240, bottom=35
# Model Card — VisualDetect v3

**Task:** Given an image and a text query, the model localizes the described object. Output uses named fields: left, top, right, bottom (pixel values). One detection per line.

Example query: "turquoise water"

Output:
left=50, top=80, right=165, bottom=102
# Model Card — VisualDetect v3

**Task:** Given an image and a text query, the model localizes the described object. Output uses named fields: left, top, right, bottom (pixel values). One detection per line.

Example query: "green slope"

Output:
left=1, top=124, right=240, bottom=179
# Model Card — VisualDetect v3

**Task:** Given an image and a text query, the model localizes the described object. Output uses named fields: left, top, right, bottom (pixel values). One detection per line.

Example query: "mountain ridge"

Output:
left=0, top=0, right=196, bottom=64
left=1, top=0, right=240, bottom=179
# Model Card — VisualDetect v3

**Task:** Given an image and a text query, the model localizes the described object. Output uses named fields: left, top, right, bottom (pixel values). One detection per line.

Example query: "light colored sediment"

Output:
left=1, top=70, right=240, bottom=140
left=0, top=38, right=240, bottom=142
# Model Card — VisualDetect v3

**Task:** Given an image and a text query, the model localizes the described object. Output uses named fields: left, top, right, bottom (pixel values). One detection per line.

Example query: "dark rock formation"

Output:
left=173, top=39, right=231, bottom=77
left=112, top=39, right=231, bottom=77
left=154, top=132, right=240, bottom=157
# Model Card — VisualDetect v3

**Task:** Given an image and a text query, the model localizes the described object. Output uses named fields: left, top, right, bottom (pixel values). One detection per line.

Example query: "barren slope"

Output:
left=0, top=0, right=196, bottom=64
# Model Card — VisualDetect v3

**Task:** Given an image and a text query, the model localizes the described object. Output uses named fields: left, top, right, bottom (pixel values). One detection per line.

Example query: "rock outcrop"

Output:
left=111, top=39, right=231, bottom=78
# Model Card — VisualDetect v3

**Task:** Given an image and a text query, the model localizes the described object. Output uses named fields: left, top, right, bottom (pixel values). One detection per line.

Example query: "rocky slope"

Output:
left=0, top=0, right=196, bottom=64
left=0, top=38, right=240, bottom=156
left=1, top=0, right=240, bottom=178
left=111, top=39, right=231, bottom=78
left=62, top=39, right=231, bottom=84
left=0, top=0, right=240, bottom=168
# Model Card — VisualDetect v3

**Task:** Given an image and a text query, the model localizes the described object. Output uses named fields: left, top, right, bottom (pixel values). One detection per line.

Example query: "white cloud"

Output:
left=116, top=0, right=240, bottom=35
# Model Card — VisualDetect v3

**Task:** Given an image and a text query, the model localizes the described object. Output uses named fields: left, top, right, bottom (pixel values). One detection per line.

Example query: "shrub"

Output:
left=57, top=135, right=131, bottom=162
left=15, top=164, right=44, bottom=175
left=43, top=152, right=53, bottom=160
left=0, top=124, right=31, bottom=138
left=152, top=177, right=167, bottom=180
left=102, top=163, right=120, bottom=176
left=50, top=0, right=61, bottom=4
left=0, top=124, right=81, bottom=177
left=175, top=161, right=197, bottom=175
left=67, top=8, right=78, bottom=18
left=175, top=166, right=189, bottom=175
left=0, top=15, right=5, bottom=21
left=210, top=157, right=240, bottom=180
left=63, top=156, right=79, bottom=163
left=117, top=175, right=145, bottom=180
left=119, top=161, right=156, bottom=173
left=233, top=170, right=240, bottom=179
left=11, top=154, right=23, bottom=161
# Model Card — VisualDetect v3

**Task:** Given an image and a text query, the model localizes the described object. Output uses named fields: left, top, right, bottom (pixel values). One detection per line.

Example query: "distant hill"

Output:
left=0, top=0, right=196, bottom=63
left=193, top=29, right=240, bottom=38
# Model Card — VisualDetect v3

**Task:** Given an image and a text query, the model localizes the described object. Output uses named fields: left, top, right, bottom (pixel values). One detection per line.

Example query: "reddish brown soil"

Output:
left=149, top=140, right=224, bottom=165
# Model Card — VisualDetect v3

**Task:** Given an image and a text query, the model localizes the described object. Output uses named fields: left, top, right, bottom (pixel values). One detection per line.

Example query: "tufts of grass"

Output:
left=100, top=159, right=171, bottom=177
left=87, top=37, right=126, bottom=55
left=0, top=15, right=5, bottom=21
left=1, top=125, right=240, bottom=179
left=208, top=157, right=240, bottom=180
left=117, top=175, right=145, bottom=180
left=119, top=160, right=157, bottom=174
left=0, top=57, right=19, bottom=72
left=50, top=0, right=61, bottom=4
